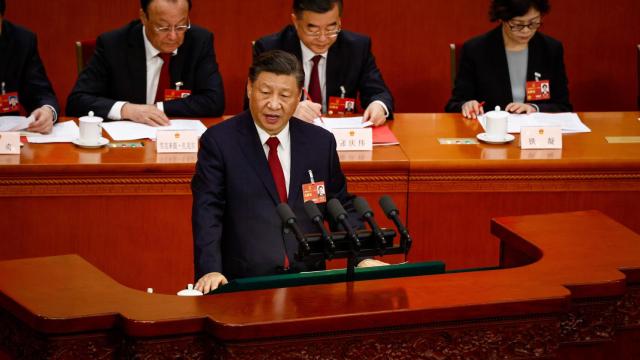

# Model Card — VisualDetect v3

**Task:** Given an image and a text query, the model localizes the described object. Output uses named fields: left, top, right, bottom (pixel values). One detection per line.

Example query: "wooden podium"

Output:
left=1, top=211, right=639, bottom=359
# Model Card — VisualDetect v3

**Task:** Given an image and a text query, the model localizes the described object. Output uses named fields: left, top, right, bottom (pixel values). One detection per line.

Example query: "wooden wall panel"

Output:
left=5, top=0, right=640, bottom=115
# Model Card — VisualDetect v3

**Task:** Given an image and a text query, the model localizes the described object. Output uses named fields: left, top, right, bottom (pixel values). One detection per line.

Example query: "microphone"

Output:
left=353, top=197, right=387, bottom=254
left=327, top=198, right=361, bottom=252
left=276, top=203, right=310, bottom=258
left=379, top=195, right=412, bottom=256
left=304, top=200, right=336, bottom=258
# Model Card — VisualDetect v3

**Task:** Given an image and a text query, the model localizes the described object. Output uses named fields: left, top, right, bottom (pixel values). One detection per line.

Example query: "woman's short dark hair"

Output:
left=249, top=50, right=304, bottom=90
left=140, top=0, right=192, bottom=14
left=489, top=0, right=550, bottom=22
left=0, top=0, right=6, bottom=16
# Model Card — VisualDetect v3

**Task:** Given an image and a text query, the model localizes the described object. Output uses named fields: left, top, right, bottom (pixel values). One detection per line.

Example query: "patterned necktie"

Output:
left=266, top=136, right=290, bottom=269
left=154, top=53, right=171, bottom=103
left=308, top=55, right=323, bottom=104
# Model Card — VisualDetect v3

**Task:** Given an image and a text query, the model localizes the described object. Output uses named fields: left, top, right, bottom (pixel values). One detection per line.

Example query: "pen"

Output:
left=302, top=88, right=324, bottom=124
left=470, top=101, right=486, bottom=118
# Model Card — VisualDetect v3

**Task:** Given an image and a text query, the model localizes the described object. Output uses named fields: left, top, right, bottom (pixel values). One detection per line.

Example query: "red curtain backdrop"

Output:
left=7, top=0, right=640, bottom=115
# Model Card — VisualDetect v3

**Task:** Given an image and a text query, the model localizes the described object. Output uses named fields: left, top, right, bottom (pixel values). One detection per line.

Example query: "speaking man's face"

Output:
left=248, top=72, right=301, bottom=135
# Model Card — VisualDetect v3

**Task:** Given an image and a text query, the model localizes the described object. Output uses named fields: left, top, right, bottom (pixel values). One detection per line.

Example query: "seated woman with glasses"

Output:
left=445, top=0, right=572, bottom=118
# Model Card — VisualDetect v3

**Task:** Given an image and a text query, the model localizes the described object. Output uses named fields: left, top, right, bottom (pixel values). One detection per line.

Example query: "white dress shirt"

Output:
left=254, top=121, right=291, bottom=194
left=299, top=41, right=388, bottom=117
left=107, top=27, right=177, bottom=120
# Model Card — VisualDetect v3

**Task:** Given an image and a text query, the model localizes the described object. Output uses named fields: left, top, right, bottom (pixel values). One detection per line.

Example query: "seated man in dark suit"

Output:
left=0, top=0, right=60, bottom=134
left=66, top=0, right=224, bottom=125
left=253, top=0, right=393, bottom=126
left=193, top=50, right=383, bottom=293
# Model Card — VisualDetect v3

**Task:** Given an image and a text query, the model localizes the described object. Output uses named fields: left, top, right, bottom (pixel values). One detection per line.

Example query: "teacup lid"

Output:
left=80, top=111, right=103, bottom=122
left=176, top=283, right=204, bottom=296
left=485, top=106, right=509, bottom=119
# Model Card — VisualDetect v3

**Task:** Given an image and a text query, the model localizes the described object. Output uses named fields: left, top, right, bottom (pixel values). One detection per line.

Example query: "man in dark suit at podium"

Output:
left=192, top=50, right=380, bottom=293
left=0, top=0, right=60, bottom=134
left=253, top=0, right=393, bottom=126
left=66, top=0, right=224, bottom=125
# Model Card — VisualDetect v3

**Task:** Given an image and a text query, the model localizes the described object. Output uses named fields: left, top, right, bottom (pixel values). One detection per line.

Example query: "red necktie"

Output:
left=154, top=53, right=171, bottom=103
left=266, top=137, right=290, bottom=269
left=308, top=55, right=323, bottom=104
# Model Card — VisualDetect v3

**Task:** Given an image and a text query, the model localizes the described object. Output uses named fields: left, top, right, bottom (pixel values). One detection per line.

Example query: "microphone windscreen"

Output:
left=276, top=203, right=296, bottom=223
left=327, top=198, right=347, bottom=222
left=353, top=197, right=372, bottom=217
left=304, top=200, right=323, bottom=221
left=379, top=195, right=398, bottom=217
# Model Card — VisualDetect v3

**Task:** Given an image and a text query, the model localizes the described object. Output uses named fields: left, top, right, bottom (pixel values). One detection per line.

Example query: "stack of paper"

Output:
left=102, top=119, right=207, bottom=141
left=478, top=113, right=591, bottom=134
left=27, top=121, right=80, bottom=143
left=0, top=116, right=32, bottom=132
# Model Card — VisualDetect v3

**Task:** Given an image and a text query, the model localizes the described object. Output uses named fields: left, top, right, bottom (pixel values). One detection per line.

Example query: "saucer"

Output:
left=476, top=133, right=515, bottom=144
left=72, top=137, right=109, bottom=148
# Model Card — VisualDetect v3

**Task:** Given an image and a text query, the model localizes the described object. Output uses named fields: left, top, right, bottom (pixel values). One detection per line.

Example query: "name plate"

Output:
left=520, top=126, right=562, bottom=149
left=0, top=132, right=20, bottom=154
left=331, top=128, right=372, bottom=151
left=156, top=130, right=198, bottom=153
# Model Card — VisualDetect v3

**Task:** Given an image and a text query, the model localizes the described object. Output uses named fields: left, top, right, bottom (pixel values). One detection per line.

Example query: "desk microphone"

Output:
left=379, top=195, right=412, bottom=256
left=276, top=203, right=310, bottom=258
left=327, top=199, right=361, bottom=252
left=353, top=197, right=387, bottom=254
left=304, top=200, right=336, bottom=258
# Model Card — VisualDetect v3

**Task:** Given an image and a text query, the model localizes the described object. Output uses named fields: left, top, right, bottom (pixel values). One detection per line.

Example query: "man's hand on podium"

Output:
left=357, top=259, right=389, bottom=268
left=194, top=272, right=229, bottom=293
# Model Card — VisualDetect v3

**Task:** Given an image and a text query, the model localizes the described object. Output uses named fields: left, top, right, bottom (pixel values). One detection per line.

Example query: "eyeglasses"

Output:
left=300, top=25, right=341, bottom=39
left=152, top=21, right=191, bottom=34
left=507, top=21, right=542, bottom=32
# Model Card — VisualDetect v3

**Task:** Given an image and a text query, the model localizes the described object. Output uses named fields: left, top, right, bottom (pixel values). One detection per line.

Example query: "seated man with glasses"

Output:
left=252, top=0, right=393, bottom=126
left=445, top=0, right=572, bottom=118
left=67, top=0, right=224, bottom=125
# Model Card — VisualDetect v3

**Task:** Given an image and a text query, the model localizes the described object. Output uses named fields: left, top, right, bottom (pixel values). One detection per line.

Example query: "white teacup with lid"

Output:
left=78, top=111, right=103, bottom=145
left=484, top=106, right=509, bottom=141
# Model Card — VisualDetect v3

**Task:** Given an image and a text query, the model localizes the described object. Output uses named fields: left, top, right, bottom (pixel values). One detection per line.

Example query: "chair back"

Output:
left=75, top=39, right=97, bottom=74
left=637, top=44, right=640, bottom=109
left=449, top=43, right=461, bottom=90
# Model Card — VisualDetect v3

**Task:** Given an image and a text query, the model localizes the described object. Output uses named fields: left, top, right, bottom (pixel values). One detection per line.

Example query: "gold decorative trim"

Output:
left=410, top=173, right=640, bottom=182
left=0, top=177, right=191, bottom=186
left=346, top=176, right=407, bottom=183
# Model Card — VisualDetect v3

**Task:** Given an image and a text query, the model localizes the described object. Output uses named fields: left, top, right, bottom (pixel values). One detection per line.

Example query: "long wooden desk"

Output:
left=391, top=112, right=640, bottom=270
left=1, top=112, right=639, bottom=292
left=0, top=118, right=409, bottom=293
left=1, top=211, right=639, bottom=359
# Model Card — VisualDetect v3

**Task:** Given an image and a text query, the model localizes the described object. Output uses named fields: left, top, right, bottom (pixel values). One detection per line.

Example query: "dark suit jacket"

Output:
left=191, top=110, right=358, bottom=281
left=445, top=26, right=572, bottom=113
left=253, top=25, right=394, bottom=118
left=66, top=20, right=224, bottom=119
left=0, top=20, right=60, bottom=116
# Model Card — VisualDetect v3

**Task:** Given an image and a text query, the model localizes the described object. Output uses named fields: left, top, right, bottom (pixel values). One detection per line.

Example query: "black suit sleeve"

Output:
left=445, top=41, right=476, bottom=113
left=65, top=35, right=119, bottom=119
left=357, top=38, right=394, bottom=118
left=164, top=32, right=225, bottom=117
left=19, top=35, right=60, bottom=117
left=191, top=132, right=226, bottom=281
left=539, top=42, right=572, bottom=112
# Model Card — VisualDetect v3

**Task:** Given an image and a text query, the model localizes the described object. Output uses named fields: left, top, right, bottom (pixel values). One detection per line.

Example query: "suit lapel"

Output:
left=127, top=23, right=148, bottom=104
left=287, top=119, right=307, bottom=206
left=235, top=112, right=281, bottom=205
left=170, top=37, right=187, bottom=89
left=526, top=34, right=542, bottom=82
left=325, top=37, right=342, bottom=102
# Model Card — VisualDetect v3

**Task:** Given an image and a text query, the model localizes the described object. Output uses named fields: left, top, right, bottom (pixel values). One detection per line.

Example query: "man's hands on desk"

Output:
left=293, top=100, right=387, bottom=126
left=122, top=103, right=170, bottom=126
left=195, top=272, right=229, bottom=293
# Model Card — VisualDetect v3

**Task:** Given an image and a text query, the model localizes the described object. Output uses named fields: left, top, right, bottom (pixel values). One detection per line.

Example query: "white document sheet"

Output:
left=0, top=116, right=32, bottom=131
left=478, top=113, right=591, bottom=134
left=26, top=120, right=80, bottom=143
left=102, top=119, right=208, bottom=141
left=313, top=116, right=374, bottom=129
